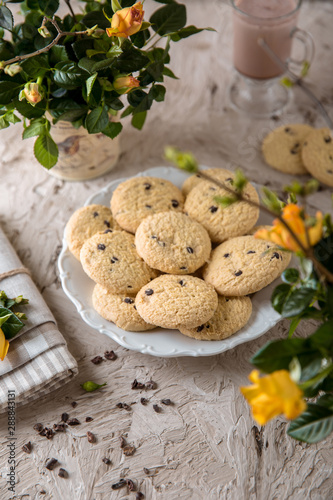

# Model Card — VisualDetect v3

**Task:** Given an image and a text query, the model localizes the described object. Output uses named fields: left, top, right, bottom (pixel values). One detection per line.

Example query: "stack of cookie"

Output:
left=262, top=125, right=333, bottom=187
left=65, top=171, right=291, bottom=341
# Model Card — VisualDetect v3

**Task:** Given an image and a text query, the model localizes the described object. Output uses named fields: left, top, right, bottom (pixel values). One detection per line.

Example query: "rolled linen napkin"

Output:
left=0, top=227, right=78, bottom=412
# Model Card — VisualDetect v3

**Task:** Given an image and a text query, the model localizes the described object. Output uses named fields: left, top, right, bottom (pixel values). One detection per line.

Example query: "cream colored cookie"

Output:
left=65, top=204, right=119, bottom=260
left=262, top=124, right=313, bottom=174
left=301, top=127, right=333, bottom=187
left=182, top=168, right=234, bottom=196
left=203, top=235, right=291, bottom=296
left=135, top=275, right=218, bottom=329
left=179, top=295, right=252, bottom=340
left=135, top=212, right=211, bottom=274
left=111, top=176, right=184, bottom=233
left=92, top=284, right=155, bottom=332
left=80, top=230, right=158, bottom=294
left=184, top=177, right=259, bottom=243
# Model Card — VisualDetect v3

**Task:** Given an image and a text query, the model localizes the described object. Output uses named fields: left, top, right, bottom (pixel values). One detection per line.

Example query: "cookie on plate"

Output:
left=301, top=127, right=333, bottom=187
left=92, top=284, right=155, bottom=332
left=111, top=176, right=184, bottom=233
left=135, top=275, right=218, bottom=329
left=80, top=230, right=158, bottom=294
left=135, top=212, right=211, bottom=274
left=182, top=167, right=234, bottom=196
left=262, top=124, right=313, bottom=174
left=203, top=235, right=291, bottom=296
left=179, top=295, right=252, bottom=340
left=184, top=177, right=259, bottom=243
left=65, top=204, right=119, bottom=260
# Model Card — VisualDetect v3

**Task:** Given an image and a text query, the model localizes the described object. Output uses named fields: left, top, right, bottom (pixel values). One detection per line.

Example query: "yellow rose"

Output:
left=20, top=83, right=43, bottom=106
left=255, top=203, right=323, bottom=253
left=113, top=75, right=140, bottom=94
left=241, top=369, right=306, bottom=425
left=106, top=2, right=144, bottom=38
left=0, top=328, right=9, bottom=361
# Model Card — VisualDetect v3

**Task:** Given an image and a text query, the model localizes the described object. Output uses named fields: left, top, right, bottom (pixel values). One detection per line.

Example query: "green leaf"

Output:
left=151, top=84, right=166, bottom=102
left=281, top=288, right=315, bottom=318
left=85, top=105, right=109, bottom=134
left=72, top=38, right=95, bottom=60
left=261, top=186, right=284, bottom=214
left=86, top=72, right=98, bottom=99
left=91, top=58, right=116, bottom=72
left=120, top=105, right=134, bottom=118
left=288, top=316, right=301, bottom=337
left=316, top=394, right=333, bottom=410
left=271, top=283, right=291, bottom=314
left=0, top=5, right=14, bottom=31
left=147, top=61, right=164, bottom=81
left=163, top=67, right=178, bottom=79
left=102, top=121, right=122, bottom=139
left=288, top=404, right=333, bottom=443
left=0, top=82, right=22, bottom=105
left=116, top=47, right=149, bottom=72
left=150, top=3, right=186, bottom=36
left=82, top=11, right=110, bottom=30
left=111, top=0, right=122, bottom=12
left=309, top=320, right=333, bottom=352
left=0, top=313, right=12, bottom=327
left=34, top=133, right=58, bottom=169
left=38, top=0, right=59, bottom=16
left=250, top=337, right=312, bottom=373
left=282, top=268, right=300, bottom=284
left=131, top=111, right=146, bottom=130
left=214, top=195, right=237, bottom=208
left=0, top=307, right=24, bottom=339
left=169, top=25, right=215, bottom=42
left=23, top=118, right=49, bottom=139
left=54, top=61, right=89, bottom=89
left=21, top=54, right=49, bottom=78
left=0, top=115, right=9, bottom=130
left=78, top=57, right=96, bottom=74
left=15, top=98, right=46, bottom=119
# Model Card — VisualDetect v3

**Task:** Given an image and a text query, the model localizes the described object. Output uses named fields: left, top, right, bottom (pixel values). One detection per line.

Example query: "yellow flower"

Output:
left=106, top=2, right=144, bottom=38
left=241, top=370, right=306, bottom=425
left=113, top=75, right=140, bottom=94
left=0, top=328, right=9, bottom=361
left=255, top=203, right=323, bottom=253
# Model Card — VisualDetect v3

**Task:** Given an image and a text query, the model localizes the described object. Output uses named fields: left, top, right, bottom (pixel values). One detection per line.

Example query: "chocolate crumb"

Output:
left=45, top=458, right=58, bottom=470
left=58, top=468, right=68, bottom=478
left=93, top=212, right=98, bottom=217
left=67, top=418, right=80, bottom=426
left=53, top=423, right=66, bottom=432
left=104, top=350, right=117, bottom=360
left=127, top=479, right=136, bottom=491
left=132, top=379, right=145, bottom=390
left=97, top=244, right=106, bottom=250
left=61, top=413, right=69, bottom=423
left=123, top=445, right=136, bottom=456
left=104, top=220, right=110, bottom=228
left=143, top=467, right=150, bottom=474
left=223, top=253, right=230, bottom=258
left=145, top=379, right=157, bottom=390
left=196, top=325, right=204, bottom=332
left=284, top=127, right=290, bottom=132
left=140, top=397, right=149, bottom=405
left=33, top=423, right=44, bottom=432
left=270, top=252, right=280, bottom=260
left=209, top=206, right=218, bottom=213
left=120, top=436, right=127, bottom=448
left=40, top=491, right=46, bottom=495
left=145, top=204, right=152, bottom=208
left=22, top=442, right=32, bottom=454
left=234, top=270, right=243, bottom=276
left=161, top=399, right=173, bottom=406
left=247, top=250, right=256, bottom=254
left=324, top=136, right=332, bottom=143
left=112, top=479, right=127, bottom=490
left=136, top=493, right=144, bottom=499
left=91, top=355, right=104, bottom=365
left=102, top=457, right=111, bottom=465
left=116, top=402, right=131, bottom=411
left=145, top=289, right=154, bottom=296
left=87, top=431, right=96, bottom=443
left=71, top=401, right=77, bottom=408
left=86, top=417, right=93, bottom=422
left=153, top=404, right=161, bottom=413
left=40, top=427, right=55, bottom=440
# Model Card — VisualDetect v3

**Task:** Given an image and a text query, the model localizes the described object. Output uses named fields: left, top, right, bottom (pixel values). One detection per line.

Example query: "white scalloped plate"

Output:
left=58, top=166, right=283, bottom=357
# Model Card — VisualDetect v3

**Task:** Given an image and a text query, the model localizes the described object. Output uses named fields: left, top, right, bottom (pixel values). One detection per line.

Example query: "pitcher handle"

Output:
left=287, top=27, right=315, bottom=72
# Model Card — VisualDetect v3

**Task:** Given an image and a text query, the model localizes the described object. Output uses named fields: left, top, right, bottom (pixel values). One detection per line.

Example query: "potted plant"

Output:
left=0, top=0, right=212, bottom=180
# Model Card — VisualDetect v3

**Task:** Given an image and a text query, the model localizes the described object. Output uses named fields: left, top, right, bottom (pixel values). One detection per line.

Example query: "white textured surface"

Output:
left=0, top=1, right=333, bottom=499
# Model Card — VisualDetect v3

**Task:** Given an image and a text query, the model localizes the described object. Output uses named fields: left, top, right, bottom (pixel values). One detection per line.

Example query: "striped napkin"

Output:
left=0, top=227, right=78, bottom=412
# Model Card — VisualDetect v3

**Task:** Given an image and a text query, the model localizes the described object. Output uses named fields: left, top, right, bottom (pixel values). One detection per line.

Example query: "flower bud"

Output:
left=106, top=2, right=144, bottom=38
left=4, top=63, right=22, bottom=77
left=113, top=75, right=140, bottom=94
left=0, top=328, right=9, bottom=361
left=81, top=381, right=107, bottom=392
left=20, top=83, right=43, bottom=106
left=38, top=25, right=51, bottom=38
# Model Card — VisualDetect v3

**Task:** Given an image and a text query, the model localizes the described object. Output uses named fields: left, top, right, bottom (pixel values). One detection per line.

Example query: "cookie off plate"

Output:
left=58, top=166, right=283, bottom=358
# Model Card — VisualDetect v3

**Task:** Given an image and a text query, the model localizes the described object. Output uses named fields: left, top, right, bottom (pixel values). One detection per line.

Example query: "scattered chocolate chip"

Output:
left=327, top=169, right=333, bottom=174
left=145, top=379, right=157, bottom=390
left=97, top=244, right=105, bottom=250
left=33, top=423, right=44, bottom=432
left=104, top=350, right=117, bottom=360
left=161, top=399, right=173, bottom=406
left=91, top=355, right=104, bottom=365
left=61, top=413, right=69, bottom=423
left=290, top=143, right=300, bottom=155
left=206, top=324, right=210, bottom=328
left=40, top=427, right=55, bottom=440
left=324, top=136, right=332, bottom=143
left=196, top=325, right=204, bottom=332
left=85, top=417, right=93, bottom=422
left=22, top=442, right=32, bottom=454
left=67, top=418, right=80, bottom=426
left=136, top=493, right=144, bottom=499
left=58, top=468, right=68, bottom=478
left=128, top=285, right=132, bottom=288
left=209, top=206, right=218, bottom=213
left=223, top=253, right=230, bottom=258
left=270, top=252, right=280, bottom=260
left=145, top=205, right=152, bottom=208
left=102, top=457, right=111, bottom=464
left=196, top=174, right=201, bottom=178
left=234, top=270, right=243, bottom=276
left=87, top=431, right=96, bottom=443
left=120, top=436, right=126, bottom=448
left=225, top=177, right=233, bottom=183
left=45, top=458, right=58, bottom=470
left=134, top=305, right=137, bottom=310
left=111, top=256, right=119, bottom=263
left=284, top=127, right=290, bottom=132
left=171, top=200, right=179, bottom=208
left=145, top=289, right=154, bottom=296
left=71, top=401, right=77, bottom=408
left=143, top=467, right=150, bottom=474
left=127, top=479, right=136, bottom=491
left=247, top=250, right=256, bottom=254
left=186, top=247, right=194, bottom=254
left=93, top=212, right=99, bottom=217
left=132, top=379, right=145, bottom=390
left=140, top=397, right=149, bottom=405
left=209, top=186, right=217, bottom=191
left=104, top=229, right=112, bottom=234
left=179, top=280, right=185, bottom=286
left=179, top=266, right=186, bottom=270
left=40, top=490, right=46, bottom=495
left=104, top=220, right=110, bottom=228
left=144, top=182, right=151, bottom=190
left=124, top=297, right=134, bottom=304
left=117, top=402, right=131, bottom=411
left=53, top=423, right=66, bottom=432
left=157, top=240, right=166, bottom=247
left=112, top=479, right=127, bottom=490
left=153, top=404, right=161, bottom=413
left=225, top=298, right=229, bottom=302
left=123, top=445, right=136, bottom=456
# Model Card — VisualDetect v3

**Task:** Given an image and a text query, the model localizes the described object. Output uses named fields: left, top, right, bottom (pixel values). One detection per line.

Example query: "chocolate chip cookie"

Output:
left=301, top=127, right=333, bottom=186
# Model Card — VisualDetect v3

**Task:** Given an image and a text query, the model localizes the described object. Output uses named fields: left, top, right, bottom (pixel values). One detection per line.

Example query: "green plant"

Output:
left=0, top=0, right=213, bottom=169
